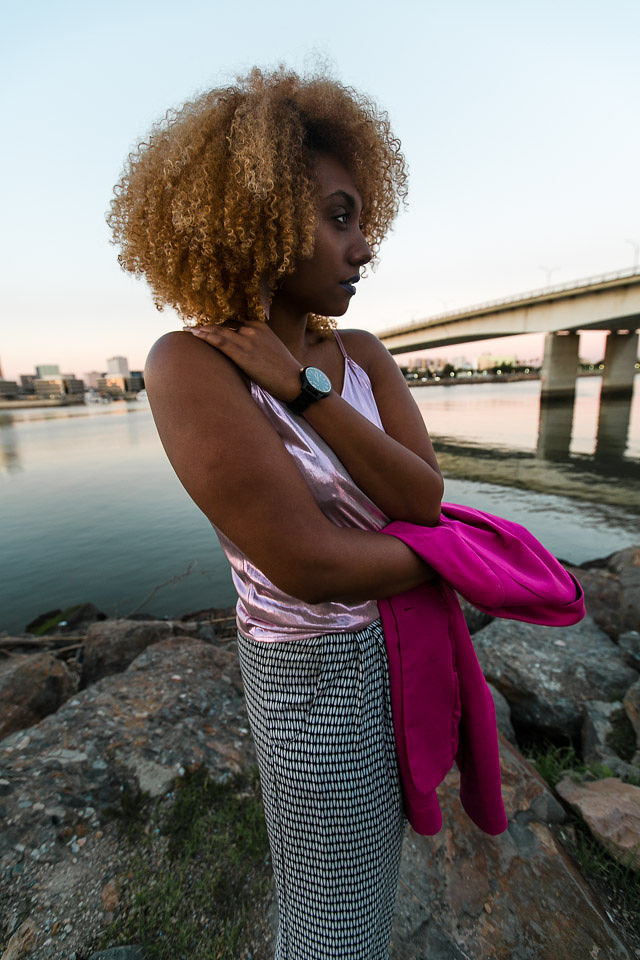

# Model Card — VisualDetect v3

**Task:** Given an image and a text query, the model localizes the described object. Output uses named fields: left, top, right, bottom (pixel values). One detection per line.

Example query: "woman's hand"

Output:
left=184, top=322, right=302, bottom=402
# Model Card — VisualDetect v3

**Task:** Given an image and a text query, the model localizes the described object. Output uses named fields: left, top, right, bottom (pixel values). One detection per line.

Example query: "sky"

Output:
left=1, top=0, right=639, bottom=380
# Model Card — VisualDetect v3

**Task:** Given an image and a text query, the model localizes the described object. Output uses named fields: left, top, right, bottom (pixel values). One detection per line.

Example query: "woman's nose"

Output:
left=351, top=231, right=373, bottom=267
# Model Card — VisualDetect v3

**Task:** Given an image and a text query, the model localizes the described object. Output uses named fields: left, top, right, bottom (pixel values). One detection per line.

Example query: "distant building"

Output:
left=20, top=374, right=36, bottom=394
left=451, top=355, right=474, bottom=371
left=62, top=376, right=85, bottom=395
left=104, top=375, right=127, bottom=395
left=477, top=353, right=516, bottom=372
left=36, top=364, right=60, bottom=378
left=107, top=356, right=129, bottom=376
left=84, top=371, right=103, bottom=390
left=33, top=375, right=84, bottom=399
left=34, top=378, right=65, bottom=398
left=126, top=371, right=144, bottom=392
left=0, top=379, right=19, bottom=398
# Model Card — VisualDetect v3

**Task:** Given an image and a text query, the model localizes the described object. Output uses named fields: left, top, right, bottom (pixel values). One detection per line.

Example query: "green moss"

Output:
left=29, top=604, right=84, bottom=635
left=92, top=766, right=271, bottom=960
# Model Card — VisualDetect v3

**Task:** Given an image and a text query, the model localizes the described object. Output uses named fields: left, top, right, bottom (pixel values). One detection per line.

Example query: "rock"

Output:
left=487, top=683, right=516, bottom=743
left=0, top=636, right=255, bottom=958
left=0, top=652, right=78, bottom=739
left=562, top=564, right=622, bottom=638
left=473, top=615, right=638, bottom=738
left=582, top=700, right=638, bottom=778
left=87, top=948, right=146, bottom=960
left=0, top=917, right=37, bottom=960
left=80, top=618, right=201, bottom=686
left=1, top=637, right=253, bottom=841
left=605, top=546, right=640, bottom=634
left=624, top=679, right=640, bottom=764
left=390, top=737, right=631, bottom=959
left=101, top=880, right=119, bottom=913
left=457, top=596, right=492, bottom=635
left=25, top=603, right=106, bottom=636
left=556, top=776, right=640, bottom=872
left=566, top=545, right=640, bottom=638
left=619, top=630, right=640, bottom=670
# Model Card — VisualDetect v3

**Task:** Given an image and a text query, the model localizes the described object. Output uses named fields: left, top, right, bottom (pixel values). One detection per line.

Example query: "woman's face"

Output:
left=273, top=153, right=373, bottom=320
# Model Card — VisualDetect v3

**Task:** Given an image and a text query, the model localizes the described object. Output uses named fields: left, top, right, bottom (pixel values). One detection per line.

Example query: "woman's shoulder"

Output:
left=336, top=328, right=398, bottom=381
left=144, top=330, right=249, bottom=404
left=146, top=330, right=238, bottom=378
left=335, top=328, right=389, bottom=369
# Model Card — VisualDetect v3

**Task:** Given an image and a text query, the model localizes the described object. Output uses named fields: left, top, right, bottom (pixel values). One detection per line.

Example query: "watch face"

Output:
left=305, top=367, right=332, bottom=394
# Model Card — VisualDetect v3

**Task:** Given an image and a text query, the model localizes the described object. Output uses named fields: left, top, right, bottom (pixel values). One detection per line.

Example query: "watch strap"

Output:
left=286, top=366, right=332, bottom=414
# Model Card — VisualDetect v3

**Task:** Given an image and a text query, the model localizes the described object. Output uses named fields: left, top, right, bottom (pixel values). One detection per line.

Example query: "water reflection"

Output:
left=537, top=396, right=575, bottom=461
left=0, top=413, right=21, bottom=474
left=0, top=403, right=150, bottom=476
left=536, top=384, right=636, bottom=471
left=595, top=393, right=634, bottom=462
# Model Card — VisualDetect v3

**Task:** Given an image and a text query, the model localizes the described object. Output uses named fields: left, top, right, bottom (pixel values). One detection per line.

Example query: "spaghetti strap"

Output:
left=333, top=329, right=348, bottom=358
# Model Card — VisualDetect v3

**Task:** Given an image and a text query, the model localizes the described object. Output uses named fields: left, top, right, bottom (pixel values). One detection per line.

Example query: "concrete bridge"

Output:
left=378, top=267, right=640, bottom=400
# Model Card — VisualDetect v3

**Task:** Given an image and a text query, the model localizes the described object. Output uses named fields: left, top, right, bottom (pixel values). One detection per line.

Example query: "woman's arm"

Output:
left=302, top=329, right=443, bottom=525
left=184, top=322, right=443, bottom=525
left=145, top=332, right=433, bottom=605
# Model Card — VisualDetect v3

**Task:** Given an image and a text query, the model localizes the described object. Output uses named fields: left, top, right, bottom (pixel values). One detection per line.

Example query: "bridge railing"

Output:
left=380, top=265, right=640, bottom=334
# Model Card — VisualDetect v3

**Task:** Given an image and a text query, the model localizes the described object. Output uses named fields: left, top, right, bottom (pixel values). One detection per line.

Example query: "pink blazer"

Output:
left=378, top=502, right=585, bottom=836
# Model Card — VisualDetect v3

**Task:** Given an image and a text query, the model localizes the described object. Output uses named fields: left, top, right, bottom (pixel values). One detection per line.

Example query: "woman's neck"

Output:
left=266, top=305, right=312, bottom=361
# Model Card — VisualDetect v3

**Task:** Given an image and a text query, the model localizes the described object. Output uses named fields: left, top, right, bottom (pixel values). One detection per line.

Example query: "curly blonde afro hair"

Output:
left=107, top=65, right=408, bottom=333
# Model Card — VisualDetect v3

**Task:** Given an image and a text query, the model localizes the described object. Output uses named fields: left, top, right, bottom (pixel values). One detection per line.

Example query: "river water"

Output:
left=1, top=376, right=638, bottom=634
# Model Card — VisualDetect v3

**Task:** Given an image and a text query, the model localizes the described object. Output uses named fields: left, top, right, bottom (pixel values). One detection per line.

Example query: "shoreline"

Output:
left=406, top=370, right=604, bottom=388
left=0, top=372, right=610, bottom=410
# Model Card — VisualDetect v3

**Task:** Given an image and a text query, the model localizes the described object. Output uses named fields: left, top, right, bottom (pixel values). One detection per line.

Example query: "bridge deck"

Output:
left=378, top=267, right=640, bottom=353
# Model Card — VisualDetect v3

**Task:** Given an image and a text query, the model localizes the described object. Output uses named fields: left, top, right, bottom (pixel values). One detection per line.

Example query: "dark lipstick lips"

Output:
left=340, top=274, right=360, bottom=295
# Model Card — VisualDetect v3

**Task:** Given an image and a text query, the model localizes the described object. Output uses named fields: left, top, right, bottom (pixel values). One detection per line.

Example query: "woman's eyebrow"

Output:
left=322, top=189, right=357, bottom=208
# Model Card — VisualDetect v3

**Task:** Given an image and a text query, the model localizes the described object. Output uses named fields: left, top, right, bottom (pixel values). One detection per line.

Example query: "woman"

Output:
left=108, top=66, right=443, bottom=960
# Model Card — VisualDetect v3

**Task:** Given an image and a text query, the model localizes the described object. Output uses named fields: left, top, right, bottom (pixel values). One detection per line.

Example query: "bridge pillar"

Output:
left=540, top=331, right=580, bottom=400
left=601, top=330, right=639, bottom=398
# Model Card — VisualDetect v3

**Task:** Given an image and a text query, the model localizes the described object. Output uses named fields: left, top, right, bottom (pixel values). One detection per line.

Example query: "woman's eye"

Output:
left=334, top=212, right=349, bottom=225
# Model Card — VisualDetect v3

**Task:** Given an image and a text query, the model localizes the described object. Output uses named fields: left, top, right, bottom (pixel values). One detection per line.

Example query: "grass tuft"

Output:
left=526, top=742, right=585, bottom=788
left=527, top=739, right=640, bottom=949
left=93, top=766, right=271, bottom=960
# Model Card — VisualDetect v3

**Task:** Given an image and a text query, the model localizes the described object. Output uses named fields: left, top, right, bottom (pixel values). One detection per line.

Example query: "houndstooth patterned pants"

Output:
left=237, top=619, right=405, bottom=960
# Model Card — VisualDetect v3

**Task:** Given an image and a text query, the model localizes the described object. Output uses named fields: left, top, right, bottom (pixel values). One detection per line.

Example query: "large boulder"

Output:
left=473, top=615, right=638, bottom=738
left=390, top=736, right=632, bottom=959
left=565, top=546, right=640, bottom=639
left=624, top=679, right=640, bottom=764
left=79, top=618, right=204, bottom=687
left=619, top=630, right=640, bottom=671
left=0, top=635, right=254, bottom=960
left=0, top=652, right=78, bottom=740
left=488, top=683, right=516, bottom=743
left=582, top=700, right=638, bottom=779
left=556, top=776, right=640, bottom=872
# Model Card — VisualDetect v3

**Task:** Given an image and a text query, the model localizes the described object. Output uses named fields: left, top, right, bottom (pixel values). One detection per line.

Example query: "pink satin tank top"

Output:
left=212, top=331, right=389, bottom=641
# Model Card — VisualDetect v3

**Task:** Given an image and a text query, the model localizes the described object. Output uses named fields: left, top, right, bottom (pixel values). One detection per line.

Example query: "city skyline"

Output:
left=4, top=334, right=617, bottom=387
left=1, top=0, right=638, bottom=380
